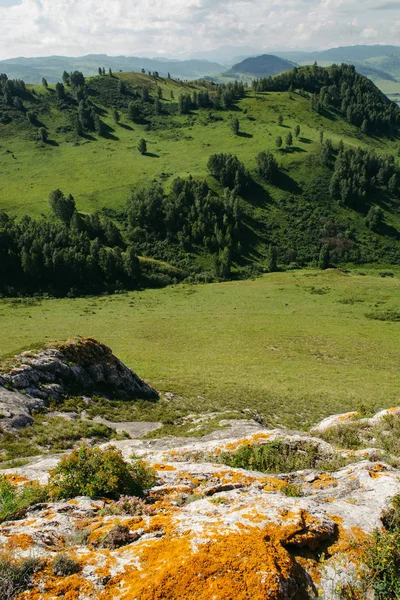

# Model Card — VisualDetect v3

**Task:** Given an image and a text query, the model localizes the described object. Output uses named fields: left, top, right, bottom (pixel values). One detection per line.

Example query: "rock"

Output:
left=0, top=338, right=158, bottom=431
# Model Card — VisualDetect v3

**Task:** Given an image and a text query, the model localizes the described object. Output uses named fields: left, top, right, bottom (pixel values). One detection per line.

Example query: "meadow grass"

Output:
left=0, top=269, right=399, bottom=429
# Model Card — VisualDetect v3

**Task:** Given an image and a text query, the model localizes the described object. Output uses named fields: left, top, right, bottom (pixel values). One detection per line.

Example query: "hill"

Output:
left=275, top=45, right=400, bottom=103
left=228, top=54, right=295, bottom=77
left=0, top=65, right=400, bottom=297
left=0, top=54, right=225, bottom=84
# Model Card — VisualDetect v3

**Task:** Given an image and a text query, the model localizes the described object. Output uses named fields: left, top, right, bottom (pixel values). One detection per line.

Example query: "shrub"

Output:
left=281, top=483, right=303, bottom=497
left=48, top=445, right=154, bottom=500
left=100, top=524, right=135, bottom=549
left=0, top=476, right=49, bottom=524
left=0, top=554, right=42, bottom=600
left=319, top=424, right=364, bottom=450
left=51, top=554, right=80, bottom=576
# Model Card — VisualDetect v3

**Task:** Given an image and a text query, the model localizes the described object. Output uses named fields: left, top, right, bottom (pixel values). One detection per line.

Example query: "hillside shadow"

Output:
left=244, top=180, right=271, bottom=208
left=237, top=131, right=253, bottom=138
left=275, top=171, right=302, bottom=194
left=283, top=146, right=307, bottom=154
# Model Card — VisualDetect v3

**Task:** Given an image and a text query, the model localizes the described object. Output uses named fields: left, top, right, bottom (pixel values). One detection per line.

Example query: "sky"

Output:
left=0, top=0, right=399, bottom=60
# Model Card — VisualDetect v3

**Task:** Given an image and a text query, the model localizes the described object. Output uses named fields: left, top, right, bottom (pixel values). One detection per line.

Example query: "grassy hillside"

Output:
left=1, top=66, right=400, bottom=297
left=0, top=269, right=399, bottom=430
left=0, top=70, right=398, bottom=217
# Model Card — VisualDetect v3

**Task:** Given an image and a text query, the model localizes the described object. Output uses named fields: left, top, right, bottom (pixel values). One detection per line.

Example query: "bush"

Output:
left=0, top=476, right=48, bottom=524
left=51, top=554, right=80, bottom=576
left=100, top=524, right=135, bottom=549
left=281, top=483, right=303, bottom=497
left=0, top=554, right=42, bottom=600
left=48, top=445, right=154, bottom=500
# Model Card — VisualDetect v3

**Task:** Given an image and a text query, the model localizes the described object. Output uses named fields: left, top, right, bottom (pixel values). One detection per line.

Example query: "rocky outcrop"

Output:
left=0, top=338, right=158, bottom=431
left=2, top=412, right=400, bottom=599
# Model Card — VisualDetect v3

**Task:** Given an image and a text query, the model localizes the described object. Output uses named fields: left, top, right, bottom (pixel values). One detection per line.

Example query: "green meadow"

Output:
left=1, top=269, right=399, bottom=430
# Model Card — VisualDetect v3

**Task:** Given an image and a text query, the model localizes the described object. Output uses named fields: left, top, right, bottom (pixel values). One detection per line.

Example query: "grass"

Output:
left=1, top=269, right=399, bottom=430
left=0, top=74, right=398, bottom=218
left=0, top=476, right=48, bottom=523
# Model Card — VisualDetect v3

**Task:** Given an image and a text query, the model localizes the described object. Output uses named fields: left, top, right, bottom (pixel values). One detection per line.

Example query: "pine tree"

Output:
left=285, top=132, right=293, bottom=147
left=138, top=138, right=147, bottom=155
left=38, top=127, right=48, bottom=142
left=294, top=125, right=300, bottom=138
left=318, top=245, right=330, bottom=270
left=276, top=136, right=282, bottom=149
left=42, top=77, right=48, bottom=89
left=231, top=117, right=239, bottom=135
left=278, top=115, right=283, bottom=126
left=267, top=245, right=278, bottom=272
left=113, top=108, right=120, bottom=123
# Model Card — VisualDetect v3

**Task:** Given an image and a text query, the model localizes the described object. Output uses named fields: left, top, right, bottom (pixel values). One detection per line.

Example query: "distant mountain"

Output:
left=0, top=54, right=225, bottom=84
left=229, top=54, right=295, bottom=77
left=275, top=45, right=400, bottom=84
left=189, top=45, right=264, bottom=66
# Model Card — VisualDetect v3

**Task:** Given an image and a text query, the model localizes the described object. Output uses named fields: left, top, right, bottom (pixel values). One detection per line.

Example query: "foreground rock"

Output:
left=0, top=338, right=158, bottom=431
left=2, top=413, right=400, bottom=599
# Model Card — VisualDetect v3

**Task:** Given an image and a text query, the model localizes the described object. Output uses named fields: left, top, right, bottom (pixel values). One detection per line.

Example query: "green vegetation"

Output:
left=0, top=475, right=48, bottom=523
left=0, top=270, right=399, bottom=430
left=0, top=415, right=121, bottom=464
left=0, top=554, right=42, bottom=600
left=48, top=445, right=155, bottom=500
left=217, top=440, right=348, bottom=474
left=51, top=554, right=80, bottom=577
left=1, top=66, right=400, bottom=299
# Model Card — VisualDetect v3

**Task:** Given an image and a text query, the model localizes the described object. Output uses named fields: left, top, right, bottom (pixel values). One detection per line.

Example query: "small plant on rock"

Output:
left=100, top=524, right=136, bottom=549
left=0, top=553, right=42, bottom=599
left=51, top=553, right=80, bottom=576
left=48, top=445, right=154, bottom=500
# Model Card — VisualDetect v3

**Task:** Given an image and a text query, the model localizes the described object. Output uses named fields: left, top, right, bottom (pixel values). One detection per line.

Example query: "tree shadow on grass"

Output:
left=237, top=131, right=253, bottom=138
left=118, top=123, right=133, bottom=131
left=145, top=152, right=160, bottom=158
left=299, top=137, right=312, bottom=144
left=45, top=139, right=59, bottom=147
left=275, top=171, right=303, bottom=194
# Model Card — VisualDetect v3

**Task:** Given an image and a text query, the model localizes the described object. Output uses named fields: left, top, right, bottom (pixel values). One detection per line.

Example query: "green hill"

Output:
left=229, top=54, right=295, bottom=77
left=0, top=65, right=400, bottom=297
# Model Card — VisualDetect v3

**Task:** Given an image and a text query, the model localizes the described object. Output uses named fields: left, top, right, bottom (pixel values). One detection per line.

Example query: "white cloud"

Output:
left=0, top=0, right=398, bottom=59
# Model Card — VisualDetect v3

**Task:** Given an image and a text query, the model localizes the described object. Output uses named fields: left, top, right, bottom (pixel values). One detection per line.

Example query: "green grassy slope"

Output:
left=0, top=270, right=399, bottom=429
left=0, top=72, right=398, bottom=218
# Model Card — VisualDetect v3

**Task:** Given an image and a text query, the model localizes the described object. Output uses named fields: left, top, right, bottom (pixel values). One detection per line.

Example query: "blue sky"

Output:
left=0, top=0, right=399, bottom=60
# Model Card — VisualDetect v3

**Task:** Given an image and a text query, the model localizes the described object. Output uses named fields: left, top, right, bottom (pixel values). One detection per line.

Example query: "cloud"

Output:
left=0, top=0, right=398, bottom=60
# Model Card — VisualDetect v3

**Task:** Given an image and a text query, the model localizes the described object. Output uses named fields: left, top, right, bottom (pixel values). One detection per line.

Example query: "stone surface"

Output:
left=0, top=338, right=158, bottom=431
left=1, top=412, right=400, bottom=599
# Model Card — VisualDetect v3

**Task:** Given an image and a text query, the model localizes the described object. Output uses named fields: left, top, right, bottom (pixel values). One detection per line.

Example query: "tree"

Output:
left=109, top=68, right=113, bottom=76
left=294, top=125, right=300, bottom=138
left=98, top=67, right=102, bottom=76
left=285, top=132, right=293, bottom=148
left=55, top=82, right=65, bottom=100
left=141, top=68, right=145, bottom=74
left=142, top=87, right=150, bottom=102
left=276, top=136, right=282, bottom=149
left=318, top=245, right=330, bottom=269
left=138, top=138, right=147, bottom=155
left=118, top=80, right=126, bottom=94
left=256, top=151, right=279, bottom=183
left=361, top=119, right=369, bottom=135
left=154, top=98, right=161, bottom=115
left=319, top=130, right=324, bottom=144
left=388, top=174, right=398, bottom=196
left=62, top=71, right=70, bottom=85
left=168, top=72, right=171, bottom=79
left=267, top=245, right=278, bottom=272
left=49, top=189, right=76, bottom=225
left=231, top=117, right=239, bottom=135
left=113, top=108, right=120, bottom=123
left=128, top=102, right=140, bottom=122
left=42, top=77, right=48, bottom=89
left=38, top=127, right=48, bottom=142
left=157, top=86, right=162, bottom=99
left=102, top=67, right=106, bottom=76
left=365, top=206, right=383, bottom=231
left=278, top=115, right=283, bottom=126
left=170, top=90, right=174, bottom=100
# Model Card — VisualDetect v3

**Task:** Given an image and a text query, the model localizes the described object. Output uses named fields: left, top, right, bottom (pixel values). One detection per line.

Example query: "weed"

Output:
left=51, top=554, right=80, bottom=576
left=100, top=524, right=135, bottom=549
left=0, top=553, right=42, bottom=600
left=281, top=483, right=303, bottom=497
left=0, top=476, right=49, bottom=524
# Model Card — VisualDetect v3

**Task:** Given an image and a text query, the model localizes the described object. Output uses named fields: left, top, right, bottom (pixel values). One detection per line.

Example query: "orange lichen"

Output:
left=152, top=464, right=177, bottom=471
left=6, top=533, right=34, bottom=551
left=6, top=474, right=28, bottom=484
left=312, top=474, right=338, bottom=489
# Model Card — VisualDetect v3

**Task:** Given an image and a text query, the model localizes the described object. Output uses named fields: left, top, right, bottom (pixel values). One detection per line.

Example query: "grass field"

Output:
left=0, top=74, right=397, bottom=217
left=1, top=269, right=399, bottom=430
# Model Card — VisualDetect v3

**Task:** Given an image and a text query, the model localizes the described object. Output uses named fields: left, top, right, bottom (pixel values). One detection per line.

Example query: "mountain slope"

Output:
left=0, top=66, right=400, bottom=297
left=0, top=54, right=225, bottom=84
left=229, top=54, right=295, bottom=77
